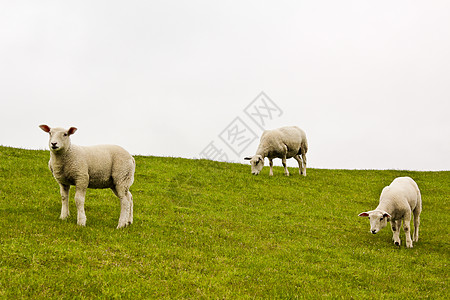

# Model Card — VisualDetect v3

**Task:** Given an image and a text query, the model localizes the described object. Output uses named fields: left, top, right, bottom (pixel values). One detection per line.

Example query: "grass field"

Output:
left=0, top=146, right=448, bottom=299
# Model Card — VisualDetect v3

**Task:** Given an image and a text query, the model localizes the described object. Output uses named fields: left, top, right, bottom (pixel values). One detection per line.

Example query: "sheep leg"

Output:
left=114, top=187, right=132, bottom=229
left=413, top=209, right=420, bottom=242
left=59, top=184, right=70, bottom=220
left=74, top=186, right=87, bottom=226
left=282, top=157, right=289, bottom=176
left=391, top=219, right=402, bottom=246
left=403, top=213, right=413, bottom=248
left=294, top=155, right=303, bottom=176
left=301, top=153, right=307, bottom=176
left=269, top=158, right=274, bottom=176
left=128, top=191, right=134, bottom=225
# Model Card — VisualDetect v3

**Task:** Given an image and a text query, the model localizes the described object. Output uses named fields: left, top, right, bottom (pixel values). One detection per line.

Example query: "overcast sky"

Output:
left=1, top=0, right=449, bottom=171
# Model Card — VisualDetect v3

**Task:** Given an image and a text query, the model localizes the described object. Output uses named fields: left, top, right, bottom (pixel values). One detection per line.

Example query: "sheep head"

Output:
left=358, top=210, right=391, bottom=234
left=39, top=125, right=77, bottom=153
left=244, top=155, right=264, bottom=175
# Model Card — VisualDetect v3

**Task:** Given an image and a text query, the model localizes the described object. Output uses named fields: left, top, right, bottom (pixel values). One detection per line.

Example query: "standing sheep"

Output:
left=244, top=126, right=308, bottom=176
left=39, top=125, right=135, bottom=229
left=358, top=176, right=422, bottom=248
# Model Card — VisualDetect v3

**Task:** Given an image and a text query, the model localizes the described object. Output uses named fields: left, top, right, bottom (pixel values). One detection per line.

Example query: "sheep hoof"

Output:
left=117, top=221, right=129, bottom=229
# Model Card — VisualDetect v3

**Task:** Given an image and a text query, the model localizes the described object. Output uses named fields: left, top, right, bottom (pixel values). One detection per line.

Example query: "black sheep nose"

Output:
left=371, top=230, right=377, bottom=234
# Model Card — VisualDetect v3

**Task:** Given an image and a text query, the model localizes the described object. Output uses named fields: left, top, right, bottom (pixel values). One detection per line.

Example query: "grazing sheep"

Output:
left=358, top=176, right=422, bottom=248
left=244, top=126, right=308, bottom=176
left=39, top=125, right=135, bottom=229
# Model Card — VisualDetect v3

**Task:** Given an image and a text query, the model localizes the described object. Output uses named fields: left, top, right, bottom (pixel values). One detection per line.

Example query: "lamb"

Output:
left=244, top=126, right=308, bottom=176
left=358, top=176, right=422, bottom=248
left=39, top=125, right=135, bottom=229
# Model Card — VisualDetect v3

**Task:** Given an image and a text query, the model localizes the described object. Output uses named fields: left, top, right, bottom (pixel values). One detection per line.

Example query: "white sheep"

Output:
left=39, top=125, right=135, bottom=229
left=358, top=176, right=422, bottom=248
left=244, top=126, right=308, bottom=176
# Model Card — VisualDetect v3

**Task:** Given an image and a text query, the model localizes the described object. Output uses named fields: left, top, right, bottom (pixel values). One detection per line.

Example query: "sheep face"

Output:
left=358, top=210, right=390, bottom=234
left=245, top=155, right=264, bottom=175
left=39, top=125, right=77, bottom=153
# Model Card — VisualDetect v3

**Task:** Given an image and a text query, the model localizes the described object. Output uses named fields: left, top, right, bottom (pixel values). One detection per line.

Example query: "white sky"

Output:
left=1, top=0, right=449, bottom=170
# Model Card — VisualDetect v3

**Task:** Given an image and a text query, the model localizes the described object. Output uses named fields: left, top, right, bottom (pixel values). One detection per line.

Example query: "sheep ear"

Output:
left=244, top=156, right=252, bottom=160
left=383, top=212, right=391, bottom=218
left=39, top=124, right=51, bottom=133
left=358, top=212, right=369, bottom=217
left=68, top=127, right=77, bottom=135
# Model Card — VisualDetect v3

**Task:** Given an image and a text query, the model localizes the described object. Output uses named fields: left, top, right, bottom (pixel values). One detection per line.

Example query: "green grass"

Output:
left=0, top=145, right=448, bottom=299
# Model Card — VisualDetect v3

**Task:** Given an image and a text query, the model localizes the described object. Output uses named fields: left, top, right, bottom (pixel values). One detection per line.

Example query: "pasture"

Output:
left=0, top=146, right=448, bottom=298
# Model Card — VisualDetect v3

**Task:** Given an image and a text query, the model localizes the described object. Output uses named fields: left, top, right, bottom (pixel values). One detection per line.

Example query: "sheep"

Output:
left=244, top=126, right=308, bottom=176
left=39, top=124, right=135, bottom=229
left=358, top=176, right=422, bottom=248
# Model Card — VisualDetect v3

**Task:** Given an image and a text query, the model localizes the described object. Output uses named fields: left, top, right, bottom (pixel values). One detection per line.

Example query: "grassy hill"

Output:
left=0, top=146, right=448, bottom=299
